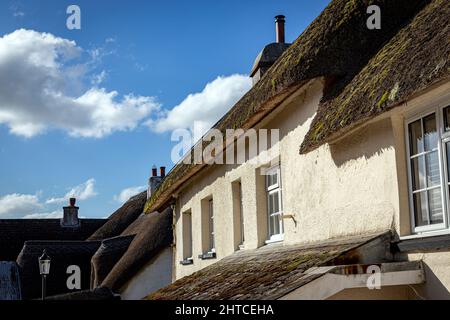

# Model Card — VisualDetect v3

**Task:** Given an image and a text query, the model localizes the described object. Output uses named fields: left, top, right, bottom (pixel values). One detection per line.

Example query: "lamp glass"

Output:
left=39, top=259, right=51, bottom=275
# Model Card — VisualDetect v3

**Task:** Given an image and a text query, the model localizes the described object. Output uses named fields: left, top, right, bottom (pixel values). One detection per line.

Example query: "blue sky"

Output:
left=0, top=0, right=329, bottom=219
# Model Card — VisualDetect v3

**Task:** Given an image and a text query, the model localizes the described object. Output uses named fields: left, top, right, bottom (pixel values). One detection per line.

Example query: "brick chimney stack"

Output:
left=148, top=165, right=166, bottom=200
left=61, top=198, right=80, bottom=227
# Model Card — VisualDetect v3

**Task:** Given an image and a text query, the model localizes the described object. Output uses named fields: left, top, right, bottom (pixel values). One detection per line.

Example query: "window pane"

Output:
left=423, top=114, right=438, bottom=151
left=273, top=192, right=279, bottom=213
left=411, top=156, right=426, bottom=191
left=183, top=212, right=192, bottom=259
left=209, top=200, right=214, bottom=250
left=268, top=215, right=274, bottom=236
left=446, top=142, right=450, bottom=181
left=270, top=215, right=280, bottom=236
left=267, top=172, right=278, bottom=187
left=425, top=151, right=440, bottom=187
left=428, top=188, right=443, bottom=224
left=413, top=192, right=429, bottom=227
left=409, top=120, right=423, bottom=155
left=444, top=106, right=450, bottom=131
left=268, top=192, right=280, bottom=214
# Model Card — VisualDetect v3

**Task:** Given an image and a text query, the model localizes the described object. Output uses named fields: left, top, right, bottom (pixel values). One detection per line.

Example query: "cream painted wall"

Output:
left=327, top=286, right=418, bottom=300
left=174, top=78, right=400, bottom=279
left=120, top=247, right=173, bottom=300
left=173, top=77, right=450, bottom=300
left=406, top=251, right=450, bottom=300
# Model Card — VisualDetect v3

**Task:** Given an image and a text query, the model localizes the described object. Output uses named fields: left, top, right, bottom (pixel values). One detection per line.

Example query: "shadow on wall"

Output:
left=329, top=117, right=395, bottom=168
left=413, top=262, right=450, bottom=300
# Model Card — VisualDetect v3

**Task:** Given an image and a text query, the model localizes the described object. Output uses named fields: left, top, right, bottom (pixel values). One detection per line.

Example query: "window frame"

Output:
left=239, top=181, right=245, bottom=246
left=180, top=210, right=194, bottom=265
left=405, top=104, right=450, bottom=235
left=265, top=165, right=284, bottom=242
left=208, top=198, right=215, bottom=253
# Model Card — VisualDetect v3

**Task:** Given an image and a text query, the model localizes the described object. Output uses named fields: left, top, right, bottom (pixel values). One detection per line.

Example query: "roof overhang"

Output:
left=280, top=261, right=425, bottom=300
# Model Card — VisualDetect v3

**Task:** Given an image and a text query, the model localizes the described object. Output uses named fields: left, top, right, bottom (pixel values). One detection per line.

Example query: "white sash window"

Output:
left=407, top=105, right=450, bottom=234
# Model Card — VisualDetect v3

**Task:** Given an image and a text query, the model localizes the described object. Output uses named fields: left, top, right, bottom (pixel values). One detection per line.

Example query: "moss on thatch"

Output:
left=145, top=0, right=438, bottom=213
left=300, top=0, right=450, bottom=153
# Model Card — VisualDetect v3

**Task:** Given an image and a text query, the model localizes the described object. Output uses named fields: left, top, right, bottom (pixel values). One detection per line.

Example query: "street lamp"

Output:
left=38, top=250, right=51, bottom=300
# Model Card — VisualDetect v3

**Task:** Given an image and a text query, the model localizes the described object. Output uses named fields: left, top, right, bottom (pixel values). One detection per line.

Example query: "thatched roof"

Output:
left=91, top=235, right=134, bottom=288
left=101, top=208, right=173, bottom=291
left=88, top=191, right=147, bottom=240
left=301, top=0, right=450, bottom=153
left=0, top=219, right=105, bottom=261
left=145, top=0, right=443, bottom=213
left=147, top=232, right=391, bottom=300
left=16, top=240, right=101, bottom=300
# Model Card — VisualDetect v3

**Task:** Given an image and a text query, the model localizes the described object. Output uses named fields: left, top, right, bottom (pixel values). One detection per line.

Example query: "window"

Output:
left=180, top=210, right=193, bottom=265
left=208, top=199, right=215, bottom=252
left=266, top=166, right=284, bottom=241
left=232, top=180, right=244, bottom=249
left=199, top=197, right=216, bottom=259
left=407, top=106, right=450, bottom=234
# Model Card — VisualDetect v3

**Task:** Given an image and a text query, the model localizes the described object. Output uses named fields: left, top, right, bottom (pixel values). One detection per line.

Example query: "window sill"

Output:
left=395, top=233, right=450, bottom=253
left=399, top=229, right=450, bottom=241
left=198, top=251, right=216, bottom=260
left=265, top=235, right=284, bottom=245
left=180, top=258, right=194, bottom=265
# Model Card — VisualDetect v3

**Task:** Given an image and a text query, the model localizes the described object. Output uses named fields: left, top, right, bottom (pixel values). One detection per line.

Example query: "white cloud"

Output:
left=114, top=185, right=146, bottom=204
left=23, top=210, right=63, bottom=219
left=0, top=179, right=96, bottom=219
left=147, top=74, right=251, bottom=137
left=0, top=29, right=160, bottom=138
left=46, top=178, right=97, bottom=204
left=91, top=70, right=107, bottom=86
left=0, top=193, right=43, bottom=218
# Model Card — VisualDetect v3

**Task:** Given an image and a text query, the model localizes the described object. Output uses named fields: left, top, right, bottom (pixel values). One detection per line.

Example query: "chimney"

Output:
left=250, top=15, right=291, bottom=85
left=147, top=165, right=166, bottom=200
left=61, top=198, right=80, bottom=228
left=275, top=15, right=285, bottom=43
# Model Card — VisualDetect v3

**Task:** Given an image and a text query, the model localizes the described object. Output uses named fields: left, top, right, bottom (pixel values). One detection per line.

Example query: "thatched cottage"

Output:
left=144, top=0, right=450, bottom=300
left=1, top=0, right=448, bottom=301
left=0, top=191, right=173, bottom=300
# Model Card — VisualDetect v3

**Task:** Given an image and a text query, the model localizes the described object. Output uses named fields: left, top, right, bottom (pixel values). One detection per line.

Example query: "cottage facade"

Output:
left=146, top=0, right=450, bottom=300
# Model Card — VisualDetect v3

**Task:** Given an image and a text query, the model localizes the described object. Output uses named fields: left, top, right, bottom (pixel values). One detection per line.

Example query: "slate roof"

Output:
left=16, top=240, right=101, bottom=300
left=144, top=0, right=447, bottom=214
left=250, top=42, right=291, bottom=77
left=0, top=262, right=21, bottom=300
left=0, top=219, right=106, bottom=261
left=147, top=232, right=392, bottom=300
